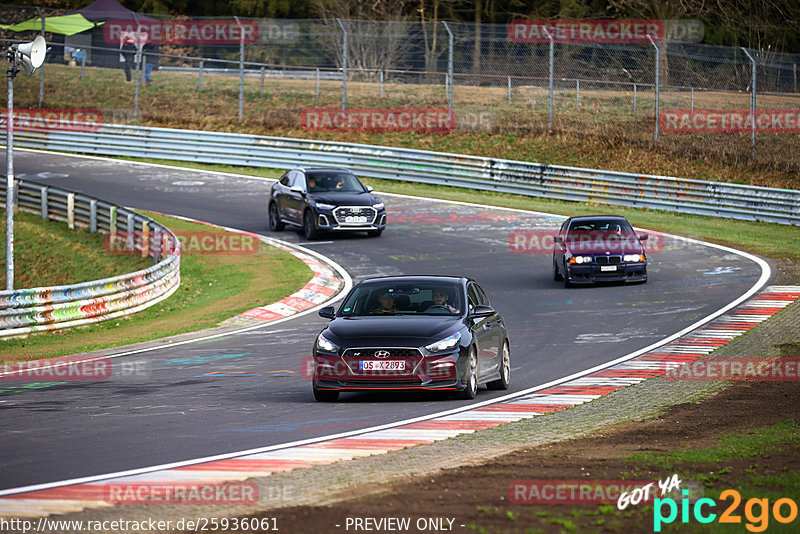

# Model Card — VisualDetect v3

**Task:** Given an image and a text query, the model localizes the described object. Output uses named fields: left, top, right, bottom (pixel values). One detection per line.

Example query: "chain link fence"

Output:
left=2, top=9, right=799, bottom=166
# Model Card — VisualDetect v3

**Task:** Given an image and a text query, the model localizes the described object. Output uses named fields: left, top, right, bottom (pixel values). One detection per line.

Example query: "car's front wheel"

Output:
left=313, top=383, right=339, bottom=402
left=268, top=202, right=284, bottom=231
left=487, top=340, right=510, bottom=390
left=456, top=347, right=478, bottom=400
left=303, top=210, right=319, bottom=240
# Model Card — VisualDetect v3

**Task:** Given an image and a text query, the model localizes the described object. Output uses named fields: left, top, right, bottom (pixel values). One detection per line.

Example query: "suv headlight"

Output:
left=372, top=202, right=384, bottom=210
left=425, top=331, right=461, bottom=353
left=316, top=203, right=336, bottom=211
left=316, top=333, right=339, bottom=352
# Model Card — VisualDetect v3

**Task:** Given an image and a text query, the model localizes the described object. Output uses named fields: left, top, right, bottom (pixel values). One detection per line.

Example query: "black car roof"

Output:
left=356, top=275, right=468, bottom=286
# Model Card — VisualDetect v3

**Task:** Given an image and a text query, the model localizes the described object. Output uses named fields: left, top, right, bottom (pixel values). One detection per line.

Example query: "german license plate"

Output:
left=360, top=360, right=405, bottom=371
left=601, top=265, right=617, bottom=272
left=345, top=216, right=368, bottom=223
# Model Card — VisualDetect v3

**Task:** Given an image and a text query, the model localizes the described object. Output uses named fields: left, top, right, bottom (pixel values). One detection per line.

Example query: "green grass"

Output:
left=0, top=210, right=312, bottom=361
left=0, top=209, right=151, bottom=288
left=627, top=422, right=800, bottom=470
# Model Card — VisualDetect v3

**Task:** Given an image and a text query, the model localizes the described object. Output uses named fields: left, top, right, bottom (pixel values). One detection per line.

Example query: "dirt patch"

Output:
left=248, top=380, right=800, bottom=533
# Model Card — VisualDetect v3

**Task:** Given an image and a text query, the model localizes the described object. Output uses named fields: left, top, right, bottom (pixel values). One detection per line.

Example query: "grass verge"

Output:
left=0, top=210, right=312, bottom=361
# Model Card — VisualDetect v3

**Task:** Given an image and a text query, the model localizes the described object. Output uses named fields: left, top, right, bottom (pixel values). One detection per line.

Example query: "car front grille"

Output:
left=342, top=347, right=423, bottom=377
left=595, top=255, right=622, bottom=265
left=332, top=206, right=378, bottom=225
left=343, top=348, right=421, bottom=358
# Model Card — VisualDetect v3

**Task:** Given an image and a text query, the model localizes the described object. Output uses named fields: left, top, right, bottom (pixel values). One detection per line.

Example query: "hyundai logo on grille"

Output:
left=374, top=350, right=391, bottom=358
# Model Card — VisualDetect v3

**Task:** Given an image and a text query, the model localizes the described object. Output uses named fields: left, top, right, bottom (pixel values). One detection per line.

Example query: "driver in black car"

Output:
left=429, top=289, right=459, bottom=313
left=374, top=291, right=398, bottom=314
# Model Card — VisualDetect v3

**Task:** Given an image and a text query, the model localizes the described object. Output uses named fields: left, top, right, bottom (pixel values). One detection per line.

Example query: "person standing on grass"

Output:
left=120, top=33, right=136, bottom=82
left=143, top=40, right=160, bottom=84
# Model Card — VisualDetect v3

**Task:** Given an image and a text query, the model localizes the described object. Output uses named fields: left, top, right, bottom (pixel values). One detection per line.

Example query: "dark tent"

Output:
left=73, top=0, right=155, bottom=22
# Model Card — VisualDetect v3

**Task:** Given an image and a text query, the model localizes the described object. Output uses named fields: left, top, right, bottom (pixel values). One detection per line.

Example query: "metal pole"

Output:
left=260, top=66, right=265, bottom=95
left=132, top=15, right=141, bottom=121
left=690, top=87, right=694, bottom=116
left=315, top=67, right=319, bottom=100
left=336, top=18, right=347, bottom=112
left=794, top=64, right=797, bottom=93
left=235, top=16, right=244, bottom=122
left=633, top=83, right=637, bottom=116
left=36, top=7, right=44, bottom=108
left=741, top=47, right=757, bottom=156
left=198, top=60, right=203, bottom=91
left=80, top=47, right=86, bottom=79
left=5, top=59, right=15, bottom=289
left=443, top=21, right=453, bottom=112
left=648, top=35, right=659, bottom=143
left=380, top=70, right=384, bottom=97
left=543, top=26, right=554, bottom=130
left=507, top=76, right=511, bottom=105
left=576, top=79, right=580, bottom=109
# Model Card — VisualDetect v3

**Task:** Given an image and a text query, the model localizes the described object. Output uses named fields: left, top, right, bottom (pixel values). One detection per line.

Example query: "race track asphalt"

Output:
left=0, top=150, right=768, bottom=491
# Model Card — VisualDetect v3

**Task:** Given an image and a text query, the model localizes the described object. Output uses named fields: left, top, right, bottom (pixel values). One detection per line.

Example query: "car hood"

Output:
left=565, top=233, right=644, bottom=255
left=311, top=192, right=377, bottom=206
left=326, top=316, right=462, bottom=346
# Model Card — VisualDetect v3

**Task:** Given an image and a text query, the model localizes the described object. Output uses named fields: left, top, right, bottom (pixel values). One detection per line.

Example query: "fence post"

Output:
left=40, top=187, right=48, bottom=220
left=36, top=7, right=44, bottom=108
left=132, top=15, right=141, bottom=121
left=80, top=48, right=86, bottom=79
left=741, top=47, right=757, bottom=157
left=67, top=193, right=75, bottom=230
left=315, top=67, right=320, bottom=100
left=690, top=87, right=694, bottom=116
left=234, top=16, right=245, bottom=122
left=380, top=70, right=384, bottom=97
left=443, top=21, right=453, bottom=113
left=89, top=199, right=97, bottom=233
left=648, top=35, right=659, bottom=143
left=508, top=76, right=511, bottom=105
left=542, top=26, right=554, bottom=130
left=198, top=60, right=203, bottom=91
left=633, top=83, right=637, bottom=116
left=260, top=66, right=265, bottom=95
left=576, top=79, right=580, bottom=109
left=794, top=64, right=797, bottom=93
left=336, top=18, right=347, bottom=112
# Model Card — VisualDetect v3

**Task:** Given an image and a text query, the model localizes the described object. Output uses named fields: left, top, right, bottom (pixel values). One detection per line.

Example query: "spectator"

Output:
left=119, top=34, right=136, bottom=82
left=143, top=41, right=160, bottom=84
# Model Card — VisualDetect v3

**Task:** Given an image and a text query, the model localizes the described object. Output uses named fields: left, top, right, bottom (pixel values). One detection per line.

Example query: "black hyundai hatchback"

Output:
left=268, top=168, right=387, bottom=239
left=311, top=276, right=511, bottom=402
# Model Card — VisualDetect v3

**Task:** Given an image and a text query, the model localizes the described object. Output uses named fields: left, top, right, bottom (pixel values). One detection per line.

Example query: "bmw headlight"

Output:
left=372, top=202, right=384, bottom=210
left=569, top=256, right=592, bottom=264
left=624, top=254, right=645, bottom=262
left=316, top=203, right=336, bottom=211
left=425, top=331, right=461, bottom=353
left=316, top=333, right=339, bottom=353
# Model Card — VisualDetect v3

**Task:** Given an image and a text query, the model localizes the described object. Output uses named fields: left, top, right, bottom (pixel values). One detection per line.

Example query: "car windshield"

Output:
left=568, top=219, right=635, bottom=234
left=338, top=282, right=465, bottom=317
left=307, top=171, right=366, bottom=193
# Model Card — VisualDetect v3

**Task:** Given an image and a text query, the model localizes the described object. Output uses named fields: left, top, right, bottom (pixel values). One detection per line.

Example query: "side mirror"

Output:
left=638, top=233, right=649, bottom=241
left=366, top=185, right=374, bottom=192
left=554, top=236, right=564, bottom=245
left=470, top=305, right=495, bottom=318
left=318, top=306, right=335, bottom=319
left=290, top=185, right=303, bottom=193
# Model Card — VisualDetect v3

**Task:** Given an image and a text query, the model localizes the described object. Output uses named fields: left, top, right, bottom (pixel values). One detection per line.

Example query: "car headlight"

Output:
left=372, top=202, right=384, bottom=210
left=623, top=254, right=645, bottom=262
left=316, top=333, right=339, bottom=353
left=315, top=203, right=336, bottom=211
left=569, top=256, right=592, bottom=264
left=425, top=331, right=461, bottom=353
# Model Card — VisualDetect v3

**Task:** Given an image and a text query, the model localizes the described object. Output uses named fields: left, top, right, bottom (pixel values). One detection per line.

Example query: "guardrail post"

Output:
left=648, top=35, right=660, bottom=143
left=234, top=16, right=245, bottom=123
left=40, top=187, right=48, bottom=220
left=89, top=199, right=97, bottom=233
left=741, top=47, right=757, bottom=158
left=109, top=205, right=117, bottom=233
left=198, top=60, right=203, bottom=91
left=443, top=21, right=453, bottom=113
left=126, top=213, right=134, bottom=251
left=67, top=193, right=75, bottom=229
left=336, top=18, right=348, bottom=112
left=141, top=220, right=150, bottom=257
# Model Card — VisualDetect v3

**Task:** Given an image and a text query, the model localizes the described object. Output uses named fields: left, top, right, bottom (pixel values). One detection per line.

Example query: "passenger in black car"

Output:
left=374, top=292, right=398, bottom=314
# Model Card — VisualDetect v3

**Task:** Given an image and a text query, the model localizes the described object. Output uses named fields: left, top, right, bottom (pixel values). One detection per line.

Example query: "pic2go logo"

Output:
left=653, top=489, right=799, bottom=532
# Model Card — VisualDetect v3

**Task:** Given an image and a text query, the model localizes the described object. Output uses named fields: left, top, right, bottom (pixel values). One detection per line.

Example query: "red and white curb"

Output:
left=2, top=285, right=797, bottom=518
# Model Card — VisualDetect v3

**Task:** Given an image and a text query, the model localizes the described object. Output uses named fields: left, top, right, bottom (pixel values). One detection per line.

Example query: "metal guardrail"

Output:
left=12, top=123, right=800, bottom=225
left=0, top=180, right=181, bottom=337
